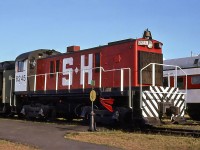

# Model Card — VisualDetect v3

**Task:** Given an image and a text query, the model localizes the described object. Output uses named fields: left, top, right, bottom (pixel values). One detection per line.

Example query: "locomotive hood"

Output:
left=0, top=61, right=15, bottom=71
left=15, top=49, right=60, bottom=61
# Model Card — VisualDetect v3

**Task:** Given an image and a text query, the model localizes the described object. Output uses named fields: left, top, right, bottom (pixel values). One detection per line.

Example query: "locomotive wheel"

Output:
left=82, top=113, right=90, bottom=124
left=65, top=115, right=73, bottom=122
left=17, top=113, right=25, bottom=119
left=115, top=107, right=131, bottom=126
left=45, top=108, right=56, bottom=122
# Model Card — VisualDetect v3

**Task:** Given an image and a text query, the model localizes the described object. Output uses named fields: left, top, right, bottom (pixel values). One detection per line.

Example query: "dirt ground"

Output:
left=0, top=118, right=118, bottom=150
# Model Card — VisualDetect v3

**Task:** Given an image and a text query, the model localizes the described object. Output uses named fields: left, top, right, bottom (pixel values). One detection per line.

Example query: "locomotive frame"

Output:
left=0, top=29, right=186, bottom=126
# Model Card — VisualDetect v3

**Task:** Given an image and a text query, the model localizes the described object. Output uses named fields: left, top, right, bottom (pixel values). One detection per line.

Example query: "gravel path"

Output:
left=0, top=119, right=119, bottom=150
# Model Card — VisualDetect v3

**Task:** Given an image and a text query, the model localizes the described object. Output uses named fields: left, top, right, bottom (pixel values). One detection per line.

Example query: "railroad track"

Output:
left=135, top=127, right=200, bottom=138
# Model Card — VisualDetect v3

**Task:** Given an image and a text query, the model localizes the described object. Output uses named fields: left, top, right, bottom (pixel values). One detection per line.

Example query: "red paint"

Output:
left=100, top=98, right=114, bottom=112
left=36, top=39, right=162, bottom=90
left=168, top=75, right=200, bottom=89
left=67, top=46, right=80, bottom=52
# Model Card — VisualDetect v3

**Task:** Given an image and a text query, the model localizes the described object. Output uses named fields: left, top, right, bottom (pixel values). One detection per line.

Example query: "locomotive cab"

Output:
left=15, top=49, right=60, bottom=93
left=14, top=49, right=60, bottom=117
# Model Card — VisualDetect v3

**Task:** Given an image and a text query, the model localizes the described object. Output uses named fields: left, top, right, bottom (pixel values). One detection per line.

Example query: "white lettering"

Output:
left=15, top=60, right=28, bottom=92
left=80, top=54, right=93, bottom=85
left=138, top=40, right=148, bottom=46
left=62, top=57, right=73, bottom=86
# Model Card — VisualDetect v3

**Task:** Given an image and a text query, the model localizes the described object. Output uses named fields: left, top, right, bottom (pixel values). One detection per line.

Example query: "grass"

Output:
left=65, top=130, right=200, bottom=150
left=157, top=116, right=200, bottom=130
left=157, top=124, right=200, bottom=130
left=0, top=140, right=38, bottom=150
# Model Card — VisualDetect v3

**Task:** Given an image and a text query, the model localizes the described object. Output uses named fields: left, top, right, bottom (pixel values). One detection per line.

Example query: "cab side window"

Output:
left=95, top=53, right=100, bottom=72
left=50, top=61, right=54, bottom=78
left=56, top=60, right=60, bottom=72
left=17, top=61, right=24, bottom=72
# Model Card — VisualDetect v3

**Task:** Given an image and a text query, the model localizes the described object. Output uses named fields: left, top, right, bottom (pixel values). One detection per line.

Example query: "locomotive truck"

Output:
left=0, top=29, right=186, bottom=126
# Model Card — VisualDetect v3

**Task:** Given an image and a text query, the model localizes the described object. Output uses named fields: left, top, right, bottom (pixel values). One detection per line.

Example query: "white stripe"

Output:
left=155, top=86, right=163, bottom=98
left=181, top=111, right=185, bottom=117
left=143, top=91, right=159, bottom=110
left=143, top=91, right=152, bottom=100
left=180, top=103, right=185, bottom=116
left=143, top=85, right=186, bottom=118
left=170, top=90, right=178, bottom=100
left=174, top=97, right=181, bottom=106
left=166, top=88, right=176, bottom=98
left=142, top=103, right=154, bottom=117
left=153, top=86, right=163, bottom=98
left=152, top=99, right=159, bottom=109
left=148, top=88, right=160, bottom=100
left=142, top=109, right=147, bottom=117
left=142, top=93, right=147, bottom=100
left=146, top=100, right=158, bottom=117
left=162, top=87, right=168, bottom=93
left=150, top=86, right=153, bottom=92
left=161, top=86, right=166, bottom=93
left=175, top=94, right=182, bottom=101
left=174, top=99, right=178, bottom=106
left=145, top=107, right=154, bottom=117
left=177, top=100, right=182, bottom=107
left=146, top=92, right=154, bottom=100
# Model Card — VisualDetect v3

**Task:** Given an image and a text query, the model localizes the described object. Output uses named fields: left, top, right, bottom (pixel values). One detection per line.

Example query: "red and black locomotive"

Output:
left=0, top=29, right=186, bottom=125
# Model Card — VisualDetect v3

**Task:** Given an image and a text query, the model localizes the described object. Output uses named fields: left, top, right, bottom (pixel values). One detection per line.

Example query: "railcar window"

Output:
left=95, top=53, right=100, bottom=72
left=56, top=60, right=60, bottom=72
left=194, top=59, right=199, bottom=65
left=191, top=75, right=200, bottom=84
left=50, top=61, right=54, bottom=77
left=18, top=61, right=24, bottom=72
left=177, top=77, right=184, bottom=89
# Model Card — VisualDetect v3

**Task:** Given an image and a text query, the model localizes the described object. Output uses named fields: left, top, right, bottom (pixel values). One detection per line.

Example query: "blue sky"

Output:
left=0, top=0, right=200, bottom=61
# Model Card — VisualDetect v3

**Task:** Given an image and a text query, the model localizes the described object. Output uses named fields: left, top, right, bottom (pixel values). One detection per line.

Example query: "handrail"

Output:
left=21, top=66, right=132, bottom=108
left=140, top=63, right=187, bottom=109
left=9, top=77, right=16, bottom=107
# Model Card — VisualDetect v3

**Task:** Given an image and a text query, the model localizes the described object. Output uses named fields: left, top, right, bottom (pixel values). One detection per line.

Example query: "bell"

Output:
left=143, top=28, right=152, bottom=39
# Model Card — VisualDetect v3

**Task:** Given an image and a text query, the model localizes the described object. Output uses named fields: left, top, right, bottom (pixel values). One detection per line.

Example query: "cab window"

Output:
left=17, top=61, right=24, bottom=72
left=95, top=53, right=100, bottom=72
left=50, top=61, right=54, bottom=77
left=56, top=60, right=60, bottom=72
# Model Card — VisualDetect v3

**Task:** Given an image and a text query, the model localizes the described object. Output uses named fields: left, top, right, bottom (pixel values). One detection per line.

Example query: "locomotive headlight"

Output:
left=148, top=40, right=153, bottom=48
